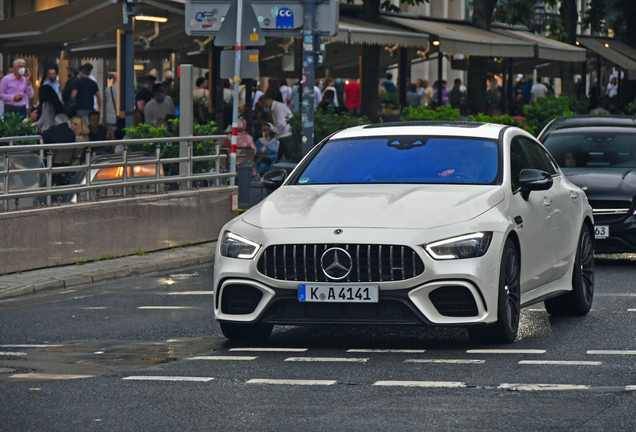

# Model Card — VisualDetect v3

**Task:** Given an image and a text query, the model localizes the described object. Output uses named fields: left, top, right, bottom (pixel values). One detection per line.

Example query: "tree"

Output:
left=584, top=0, right=636, bottom=49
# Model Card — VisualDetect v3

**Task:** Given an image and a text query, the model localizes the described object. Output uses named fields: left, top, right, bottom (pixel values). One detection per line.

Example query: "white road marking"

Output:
left=285, top=357, right=368, bottom=363
left=189, top=356, right=257, bottom=361
left=10, top=374, right=93, bottom=380
left=122, top=376, right=214, bottom=382
left=0, top=352, right=27, bottom=356
left=628, top=309, right=636, bottom=312
left=347, top=349, right=425, bottom=353
left=81, top=307, right=107, bottom=310
left=498, top=383, right=590, bottom=391
left=247, top=379, right=336, bottom=386
left=587, top=350, right=636, bottom=355
left=519, top=360, right=601, bottom=366
left=229, top=348, right=307, bottom=352
left=374, top=381, right=466, bottom=388
left=595, top=293, right=636, bottom=297
left=404, top=359, right=485, bottom=364
left=0, top=344, right=62, bottom=348
left=467, top=349, right=546, bottom=354
left=167, top=291, right=215, bottom=295
left=137, top=306, right=197, bottom=310
left=626, top=385, right=636, bottom=391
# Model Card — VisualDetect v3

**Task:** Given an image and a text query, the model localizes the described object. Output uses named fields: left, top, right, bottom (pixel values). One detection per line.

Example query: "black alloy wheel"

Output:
left=545, top=225, right=594, bottom=316
left=468, top=238, right=520, bottom=344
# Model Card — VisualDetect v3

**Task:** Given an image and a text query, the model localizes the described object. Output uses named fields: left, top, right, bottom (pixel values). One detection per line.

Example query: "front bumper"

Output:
left=213, top=232, right=505, bottom=327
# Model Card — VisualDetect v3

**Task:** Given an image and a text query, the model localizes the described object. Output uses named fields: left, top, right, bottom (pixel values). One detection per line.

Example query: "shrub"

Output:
left=625, top=102, right=636, bottom=116
left=523, top=95, right=586, bottom=136
left=400, top=105, right=461, bottom=121
left=124, top=118, right=218, bottom=174
left=0, top=113, right=38, bottom=143
left=468, top=113, right=526, bottom=129
left=286, top=106, right=370, bottom=161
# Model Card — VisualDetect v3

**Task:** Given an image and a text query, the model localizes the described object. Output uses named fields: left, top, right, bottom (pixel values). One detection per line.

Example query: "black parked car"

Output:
left=539, top=116, right=636, bottom=253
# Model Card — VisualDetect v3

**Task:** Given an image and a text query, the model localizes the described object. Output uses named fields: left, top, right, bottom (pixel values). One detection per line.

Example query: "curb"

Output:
left=0, top=253, right=215, bottom=301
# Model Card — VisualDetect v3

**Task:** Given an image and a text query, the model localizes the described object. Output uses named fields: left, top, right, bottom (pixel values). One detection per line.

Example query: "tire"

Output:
left=219, top=321, right=273, bottom=342
left=469, top=237, right=520, bottom=344
left=544, top=225, right=594, bottom=316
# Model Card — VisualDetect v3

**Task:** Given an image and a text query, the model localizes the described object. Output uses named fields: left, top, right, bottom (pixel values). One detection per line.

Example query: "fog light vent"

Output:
left=429, top=286, right=478, bottom=317
left=221, top=284, right=263, bottom=315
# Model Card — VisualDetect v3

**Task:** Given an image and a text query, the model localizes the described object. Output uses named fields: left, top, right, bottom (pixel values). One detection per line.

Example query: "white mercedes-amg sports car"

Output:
left=214, top=122, right=595, bottom=344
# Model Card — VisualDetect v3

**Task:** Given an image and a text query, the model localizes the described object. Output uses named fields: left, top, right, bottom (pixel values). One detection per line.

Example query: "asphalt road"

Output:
left=1, top=260, right=635, bottom=431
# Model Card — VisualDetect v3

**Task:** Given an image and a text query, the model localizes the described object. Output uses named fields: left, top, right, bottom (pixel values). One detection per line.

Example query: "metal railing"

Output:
left=0, top=135, right=232, bottom=211
left=0, top=135, right=44, bottom=146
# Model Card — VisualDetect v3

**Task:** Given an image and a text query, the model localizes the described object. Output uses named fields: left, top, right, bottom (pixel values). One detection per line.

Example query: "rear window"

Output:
left=543, top=130, right=636, bottom=168
left=292, top=136, right=499, bottom=185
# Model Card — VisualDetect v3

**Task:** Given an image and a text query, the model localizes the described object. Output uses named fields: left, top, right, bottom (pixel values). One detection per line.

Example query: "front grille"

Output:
left=589, top=199, right=633, bottom=224
left=220, top=284, right=263, bottom=315
left=428, top=286, right=479, bottom=317
left=257, top=244, right=425, bottom=282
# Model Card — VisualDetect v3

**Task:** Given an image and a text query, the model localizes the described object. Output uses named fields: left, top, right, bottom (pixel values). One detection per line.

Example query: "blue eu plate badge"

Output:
left=298, top=285, right=306, bottom=301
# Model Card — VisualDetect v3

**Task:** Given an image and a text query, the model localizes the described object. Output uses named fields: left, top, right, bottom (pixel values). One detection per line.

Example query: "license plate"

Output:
left=594, top=225, right=609, bottom=239
left=298, top=284, right=379, bottom=303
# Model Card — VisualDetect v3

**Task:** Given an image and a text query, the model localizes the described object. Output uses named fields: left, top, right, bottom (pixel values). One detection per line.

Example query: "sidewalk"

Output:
left=0, top=243, right=217, bottom=301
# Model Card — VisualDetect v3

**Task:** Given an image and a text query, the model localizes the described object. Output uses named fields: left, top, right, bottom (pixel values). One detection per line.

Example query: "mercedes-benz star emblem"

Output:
left=320, top=247, right=352, bottom=280
left=334, top=229, right=343, bottom=235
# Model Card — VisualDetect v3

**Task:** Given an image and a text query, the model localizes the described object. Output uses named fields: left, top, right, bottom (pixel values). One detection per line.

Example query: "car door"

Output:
left=520, top=137, right=580, bottom=282
left=509, top=136, right=556, bottom=292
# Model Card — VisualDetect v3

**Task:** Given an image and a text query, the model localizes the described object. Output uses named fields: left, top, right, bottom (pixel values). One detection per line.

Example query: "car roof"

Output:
left=331, top=121, right=506, bottom=141
left=538, top=115, right=636, bottom=141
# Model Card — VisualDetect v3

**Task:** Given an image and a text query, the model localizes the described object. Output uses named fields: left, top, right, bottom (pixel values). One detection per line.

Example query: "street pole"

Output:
left=301, top=0, right=316, bottom=157
left=229, top=0, right=245, bottom=186
left=124, top=2, right=134, bottom=133
left=179, top=64, right=193, bottom=189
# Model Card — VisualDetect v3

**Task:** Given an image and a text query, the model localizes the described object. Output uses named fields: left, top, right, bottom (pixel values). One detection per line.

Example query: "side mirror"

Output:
left=519, top=169, right=553, bottom=200
left=261, top=169, right=288, bottom=191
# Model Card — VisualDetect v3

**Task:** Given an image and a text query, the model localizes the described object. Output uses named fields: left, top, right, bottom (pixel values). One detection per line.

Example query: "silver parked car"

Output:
left=214, top=122, right=594, bottom=344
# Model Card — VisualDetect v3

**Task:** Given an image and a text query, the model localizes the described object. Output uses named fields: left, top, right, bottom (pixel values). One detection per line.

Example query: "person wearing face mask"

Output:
left=41, top=67, right=60, bottom=98
left=143, top=83, right=175, bottom=127
left=0, top=59, right=34, bottom=119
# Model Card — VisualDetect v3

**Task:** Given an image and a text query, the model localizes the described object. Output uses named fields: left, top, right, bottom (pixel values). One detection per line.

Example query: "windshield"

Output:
left=292, top=136, right=499, bottom=185
left=543, top=130, right=636, bottom=168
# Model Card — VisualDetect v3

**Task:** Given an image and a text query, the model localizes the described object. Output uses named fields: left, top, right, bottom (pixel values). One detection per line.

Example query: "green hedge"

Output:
left=0, top=113, right=38, bottom=142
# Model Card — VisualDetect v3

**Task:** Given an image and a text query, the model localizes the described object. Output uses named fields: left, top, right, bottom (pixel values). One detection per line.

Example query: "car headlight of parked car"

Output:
left=424, top=232, right=493, bottom=260
left=220, top=231, right=261, bottom=259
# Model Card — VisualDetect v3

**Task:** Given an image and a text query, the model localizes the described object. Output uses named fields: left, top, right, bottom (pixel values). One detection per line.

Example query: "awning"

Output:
left=383, top=16, right=536, bottom=58
left=329, top=17, right=428, bottom=48
left=493, top=28, right=586, bottom=62
left=577, top=36, right=636, bottom=78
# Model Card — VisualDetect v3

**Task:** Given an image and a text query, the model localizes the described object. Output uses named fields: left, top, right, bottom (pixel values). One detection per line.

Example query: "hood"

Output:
left=242, top=184, right=505, bottom=229
left=562, top=168, right=636, bottom=200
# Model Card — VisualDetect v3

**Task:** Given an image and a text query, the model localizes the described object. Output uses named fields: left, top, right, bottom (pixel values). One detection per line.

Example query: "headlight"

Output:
left=424, top=232, right=493, bottom=260
left=220, top=231, right=261, bottom=259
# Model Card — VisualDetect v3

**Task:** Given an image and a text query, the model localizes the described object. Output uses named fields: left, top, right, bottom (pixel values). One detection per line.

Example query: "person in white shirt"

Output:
left=104, top=73, right=118, bottom=137
left=530, top=78, right=549, bottom=104
left=279, top=79, right=293, bottom=107
left=607, top=76, right=618, bottom=99
left=257, top=94, right=292, bottom=139
left=321, top=78, right=340, bottom=107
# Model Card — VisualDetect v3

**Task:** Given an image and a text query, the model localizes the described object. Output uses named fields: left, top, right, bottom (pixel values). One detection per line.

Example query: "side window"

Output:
left=510, top=138, right=532, bottom=191
left=520, top=138, right=557, bottom=175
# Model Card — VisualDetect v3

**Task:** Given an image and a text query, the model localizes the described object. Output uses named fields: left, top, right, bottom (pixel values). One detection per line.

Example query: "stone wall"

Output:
left=0, top=187, right=237, bottom=275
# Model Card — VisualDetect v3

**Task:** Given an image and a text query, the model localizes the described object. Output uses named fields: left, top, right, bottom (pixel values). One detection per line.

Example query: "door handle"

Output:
left=543, top=198, right=553, bottom=207
left=570, top=191, right=580, bottom=201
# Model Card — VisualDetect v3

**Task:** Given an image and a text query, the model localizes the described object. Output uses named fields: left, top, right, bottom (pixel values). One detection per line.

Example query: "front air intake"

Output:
left=428, top=286, right=478, bottom=317
left=220, top=284, right=263, bottom=315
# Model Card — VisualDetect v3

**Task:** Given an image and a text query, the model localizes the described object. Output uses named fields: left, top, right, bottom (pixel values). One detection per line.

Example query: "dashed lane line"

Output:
left=587, top=350, right=636, bottom=355
left=167, top=291, right=215, bottom=295
left=246, top=379, right=337, bottom=386
left=1, top=344, right=62, bottom=348
left=404, top=359, right=485, bottom=364
left=122, top=376, right=214, bottom=382
left=189, top=356, right=257, bottom=361
left=467, top=349, right=546, bottom=354
left=0, top=352, right=27, bottom=356
left=628, top=309, right=636, bottom=312
left=519, top=360, right=602, bottom=366
left=498, top=383, right=591, bottom=391
left=285, top=357, right=368, bottom=363
left=347, top=349, right=425, bottom=353
left=137, top=306, right=198, bottom=310
left=229, top=348, right=308, bottom=352
left=81, top=307, right=107, bottom=310
left=375, top=381, right=467, bottom=388
left=10, top=374, right=93, bottom=380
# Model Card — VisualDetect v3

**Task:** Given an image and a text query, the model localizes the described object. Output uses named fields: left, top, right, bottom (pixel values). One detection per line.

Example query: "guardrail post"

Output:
left=179, top=64, right=194, bottom=190
left=1, top=152, right=7, bottom=212
left=46, top=151, right=53, bottom=207
left=85, top=148, right=92, bottom=202
left=215, top=143, right=220, bottom=187
left=122, top=144, right=128, bottom=197
left=156, top=144, right=161, bottom=194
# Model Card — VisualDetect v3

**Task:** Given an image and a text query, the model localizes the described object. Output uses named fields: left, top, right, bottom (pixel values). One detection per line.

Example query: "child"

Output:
left=254, top=122, right=279, bottom=174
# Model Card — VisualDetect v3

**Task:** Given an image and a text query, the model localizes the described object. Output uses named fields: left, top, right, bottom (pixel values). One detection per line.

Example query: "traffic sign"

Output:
left=214, top=0, right=265, bottom=46
left=185, top=0, right=339, bottom=37
left=220, top=49, right=260, bottom=78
